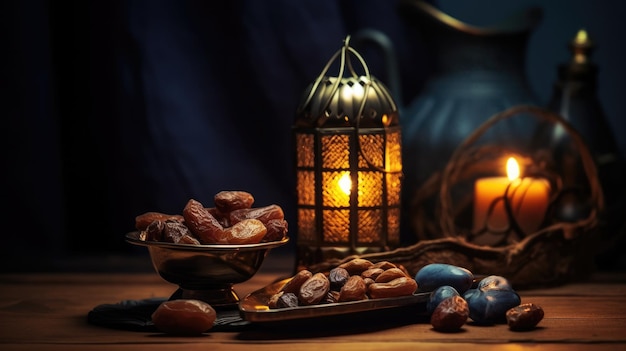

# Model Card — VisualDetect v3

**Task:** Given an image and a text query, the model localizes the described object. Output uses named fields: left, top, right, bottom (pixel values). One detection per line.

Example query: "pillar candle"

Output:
left=473, top=157, right=551, bottom=245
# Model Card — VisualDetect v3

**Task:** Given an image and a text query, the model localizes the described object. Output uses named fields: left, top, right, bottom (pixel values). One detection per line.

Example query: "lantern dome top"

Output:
left=295, top=36, right=399, bottom=129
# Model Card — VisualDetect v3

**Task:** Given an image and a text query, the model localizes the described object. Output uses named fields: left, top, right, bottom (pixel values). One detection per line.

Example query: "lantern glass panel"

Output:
left=386, top=130, right=402, bottom=172
left=357, top=209, right=383, bottom=243
left=323, top=209, right=350, bottom=243
left=296, top=133, right=315, bottom=167
left=297, top=208, right=317, bottom=243
left=296, top=170, right=315, bottom=206
left=322, top=134, right=350, bottom=168
left=387, top=207, right=401, bottom=243
left=387, top=171, right=402, bottom=205
left=358, top=171, right=383, bottom=207
left=358, top=134, right=384, bottom=168
left=322, top=171, right=351, bottom=207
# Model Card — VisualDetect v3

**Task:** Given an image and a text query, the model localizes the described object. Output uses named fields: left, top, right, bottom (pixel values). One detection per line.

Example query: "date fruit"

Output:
left=298, top=273, right=330, bottom=305
left=506, top=303, right=544, bottom=331
left=144, top=220, right=165, bottom=241
left=183, top=199, right=226, bottom=244
left=329, top=267, right=350, bottom=291
left=430, top=295, right=469, bottom=332
left=267, top=291, right=284, bottom=309
left=262, top=219, right=288, bottom=242
left=361, top=267, right=384, bottom=281
left=151, top=299, right=216, bottom=335
left=338, top=275, right=367, bottom=302
left=374, top=267, right=408, bottom=283
left=222, top=218, right=267, bottom=244
left=427, top=285, right=460, bottom=314
left=281, top=270, right=313, bottom=294
left=135, top=212, right=184, bottom=231
left=162, top=221, right=200, bottom=245
left=229, top=204, right=284, bottom=225
left=275, top=292, right=299, bottom=308
left=338, top=258, right=374, bottom=275
left=371, top=261, right=398, bottom=271
left=368, top=276, right=417, bottom=299
left=214, top=190, right=255, bottom=213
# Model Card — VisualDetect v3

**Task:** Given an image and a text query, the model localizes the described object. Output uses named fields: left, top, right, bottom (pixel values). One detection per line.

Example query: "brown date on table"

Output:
left=151, top=299, right=216, bottom=335
left=430, top=296, right=469, bottom=332
left=506, top=303, right=544, bottom=331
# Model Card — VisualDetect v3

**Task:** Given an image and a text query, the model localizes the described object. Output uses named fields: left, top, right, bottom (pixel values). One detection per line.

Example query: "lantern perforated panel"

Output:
left=357, top=209, right=383, bottom=243
left=323, top=209, right=350, bottom=243
left=322, top=134, right=350, bottom=169
left=296, top=134, right=315, bottom=168
left=387, top=207, right=401, bottom=243
left=297, top=170, right=315, bottom=206
left=358, top=171, right=383, bottom=207
left=297, top=208, right=316, bottom=243
left=358, top=134, right=384, bottom=168
left=386, top=131, right=403, bottom=172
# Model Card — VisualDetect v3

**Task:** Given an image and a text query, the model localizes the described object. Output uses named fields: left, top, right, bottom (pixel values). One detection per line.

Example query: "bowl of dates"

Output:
left=126, top=191, right=289, bottom=309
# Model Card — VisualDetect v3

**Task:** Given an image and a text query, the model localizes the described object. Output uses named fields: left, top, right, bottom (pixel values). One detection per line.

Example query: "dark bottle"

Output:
left=543, top=29, right=625, bottom=268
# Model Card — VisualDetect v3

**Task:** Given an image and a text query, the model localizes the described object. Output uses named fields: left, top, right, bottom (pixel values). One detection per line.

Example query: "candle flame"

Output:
left=506, top=157, right=520, bottom=181
left=575, top=29, right=588, bottom=44
left=339, top=173, right=352, bottom=195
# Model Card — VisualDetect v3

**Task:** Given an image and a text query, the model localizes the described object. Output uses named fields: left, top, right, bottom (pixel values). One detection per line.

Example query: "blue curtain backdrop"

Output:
left=2, top=0, right=625, bottom=271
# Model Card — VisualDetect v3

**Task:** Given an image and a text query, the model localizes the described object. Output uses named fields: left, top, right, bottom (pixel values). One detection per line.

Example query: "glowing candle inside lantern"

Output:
left=338, top=173, right=352, bottom=196
left=473, top=157, right=551, bottom=245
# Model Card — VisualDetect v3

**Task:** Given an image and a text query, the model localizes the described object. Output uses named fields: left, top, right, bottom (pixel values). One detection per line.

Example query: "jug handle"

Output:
left=351, top=28, right=403, bottom=110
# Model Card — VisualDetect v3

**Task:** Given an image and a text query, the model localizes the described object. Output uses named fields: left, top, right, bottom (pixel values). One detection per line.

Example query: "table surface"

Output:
left=1, top=254, right=625, bottom=351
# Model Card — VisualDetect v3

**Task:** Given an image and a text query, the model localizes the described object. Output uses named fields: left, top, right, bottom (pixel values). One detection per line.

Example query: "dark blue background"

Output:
left=2, top=0, right=624, bottom=271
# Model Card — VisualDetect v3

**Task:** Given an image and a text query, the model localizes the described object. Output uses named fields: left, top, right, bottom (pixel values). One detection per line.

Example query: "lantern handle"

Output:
left=299, top=35, right=372, bottom=114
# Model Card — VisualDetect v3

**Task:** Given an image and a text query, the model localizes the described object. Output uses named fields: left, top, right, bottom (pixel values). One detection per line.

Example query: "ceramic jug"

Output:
left=396, top=1, right=542, bottom=242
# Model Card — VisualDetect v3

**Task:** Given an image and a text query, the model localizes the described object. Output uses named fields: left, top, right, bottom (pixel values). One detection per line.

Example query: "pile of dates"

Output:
left=416, top=263, right=544, bottom=332
left=135, top=190, right=288, bottom=245
left=268, top=258, right=417, bottom=308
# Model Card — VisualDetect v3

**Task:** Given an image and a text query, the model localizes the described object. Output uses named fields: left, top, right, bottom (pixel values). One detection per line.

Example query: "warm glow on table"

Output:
left=473, top=157, right=551, bottom=245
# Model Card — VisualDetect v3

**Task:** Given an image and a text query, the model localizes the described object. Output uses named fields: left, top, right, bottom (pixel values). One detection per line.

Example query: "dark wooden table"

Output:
left=1, top=253, right=625, bottom=351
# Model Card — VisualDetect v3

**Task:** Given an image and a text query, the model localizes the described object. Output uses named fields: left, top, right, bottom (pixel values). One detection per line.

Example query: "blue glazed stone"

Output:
left=462, top=288, right=480, bottom=301
left=478, top=275, right=514, bottom=291
left=427, top=285, right=460, bottom=314
left=415, top=263, right=474, bottom=294
left=464, top=288, right=521, bottom=324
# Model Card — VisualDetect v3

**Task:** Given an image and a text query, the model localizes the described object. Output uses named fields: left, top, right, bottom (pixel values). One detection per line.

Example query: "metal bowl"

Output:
left=125, top=231, right=289, bottom=309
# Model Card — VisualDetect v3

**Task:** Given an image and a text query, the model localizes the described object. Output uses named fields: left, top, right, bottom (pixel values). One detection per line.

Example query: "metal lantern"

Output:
left=293, top=36, right=402, bottom=271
